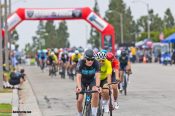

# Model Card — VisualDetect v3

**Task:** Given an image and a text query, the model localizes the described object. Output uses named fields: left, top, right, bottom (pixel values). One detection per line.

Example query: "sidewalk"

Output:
left=19, top=78, right=42, bottom=116
left=0, top=89, right=19, bottom=116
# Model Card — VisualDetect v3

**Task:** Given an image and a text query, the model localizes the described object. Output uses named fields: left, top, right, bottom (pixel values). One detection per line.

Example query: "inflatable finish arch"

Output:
left=3, top=7, right=116, bottom=53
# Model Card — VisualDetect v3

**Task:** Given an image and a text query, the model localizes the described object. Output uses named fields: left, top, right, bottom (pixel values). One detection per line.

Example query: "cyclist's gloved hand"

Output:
left=116, top=77, right=121, bottom=82
left=95, top=86, right=101, bottom=93
left=76, top=87, right=82, bottom=93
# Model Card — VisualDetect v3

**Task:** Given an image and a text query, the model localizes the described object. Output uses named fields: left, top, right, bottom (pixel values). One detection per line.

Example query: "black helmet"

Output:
left=121, top=51, right=127, bottom=57
left=84, top=49, right=95, bottom=59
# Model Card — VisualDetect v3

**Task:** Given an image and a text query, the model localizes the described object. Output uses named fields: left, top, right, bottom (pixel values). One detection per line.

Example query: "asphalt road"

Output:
left=24, top=63, right=175, bottom=116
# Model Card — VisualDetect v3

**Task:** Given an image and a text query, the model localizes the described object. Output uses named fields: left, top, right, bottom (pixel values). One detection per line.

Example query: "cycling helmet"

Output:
left=54, top=48, right=58, bottom=53
left=96, top=52, right=106, bottom=59
left=50, top=52, right=55, bottom=56
left=121, top=51, right=127, bottom=57
left=75, top=50, right=79, bottom=54
left=37, top=50, right=41, bottom=53
left=106, top=52, right=114, bottom=61
left=84, top=49, right=95, bottom=59
left=101, top=49, right=107, bottom=54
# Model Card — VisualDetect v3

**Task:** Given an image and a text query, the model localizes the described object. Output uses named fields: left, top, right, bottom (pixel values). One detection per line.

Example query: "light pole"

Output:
left=132, top=0, right=150, bottom=39
left=0, top=0, right=3, bottom=89
left=4, top=0, right=9, bottom=70
left=107, top=10, right=124, bottom=44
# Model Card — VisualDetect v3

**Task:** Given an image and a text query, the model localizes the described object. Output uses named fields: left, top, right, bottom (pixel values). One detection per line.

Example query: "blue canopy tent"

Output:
left=161, top=33, right=175, bottom=53
left=162, top=33, right=175, bottom=43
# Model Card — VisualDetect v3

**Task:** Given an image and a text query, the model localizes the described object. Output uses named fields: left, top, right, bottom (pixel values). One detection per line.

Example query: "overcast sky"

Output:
left=10, top=0, right=175, bottom=50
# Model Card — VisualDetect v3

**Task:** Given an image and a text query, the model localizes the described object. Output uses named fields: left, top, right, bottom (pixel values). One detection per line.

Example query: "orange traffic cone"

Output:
left=143, top=56, right=147, bottom=63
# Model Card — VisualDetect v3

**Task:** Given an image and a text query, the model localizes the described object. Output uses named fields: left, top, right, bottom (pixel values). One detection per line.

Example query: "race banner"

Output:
left=25, top=9, right=82, bottom=19
left=87, top=12, right=108, bottom=31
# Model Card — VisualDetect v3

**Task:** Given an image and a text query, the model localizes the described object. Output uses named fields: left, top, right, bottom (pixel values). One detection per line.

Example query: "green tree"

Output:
left=136, top=9, right=164, bottom=42
left=87, top=0, right=101, bottom=48
left=11, top=30, right=19, bottom=50
left=32, top=21, right=47, bottom=49
left=149, top=9, right=164, bottom=32
left=105, top=0, right=135, bottom=44
left=163, top=8, right=175, bottom=29
left=44, top=20, right=57, bottom=48
left=56, top=21, right=70, bottom=48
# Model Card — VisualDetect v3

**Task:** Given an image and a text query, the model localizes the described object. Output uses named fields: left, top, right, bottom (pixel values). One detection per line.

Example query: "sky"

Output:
left=10, top=0, right=175, bottom=50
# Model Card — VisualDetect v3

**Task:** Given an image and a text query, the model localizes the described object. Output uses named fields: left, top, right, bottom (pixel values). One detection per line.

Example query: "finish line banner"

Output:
left=25, top=9, right=82, bottom=19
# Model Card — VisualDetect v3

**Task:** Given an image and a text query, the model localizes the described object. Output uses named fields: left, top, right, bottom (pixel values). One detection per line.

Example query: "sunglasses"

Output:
left=98, top=59, right=105, bottom=63
left=86, top=58, right=95, bottom=61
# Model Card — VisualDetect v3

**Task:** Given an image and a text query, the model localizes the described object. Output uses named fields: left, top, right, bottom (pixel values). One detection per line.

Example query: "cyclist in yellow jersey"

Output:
left=47, top=52, right=58, bottom=75
left=71, top=50, right=82, bottom=63
left=96, top=51, right=112, bottom=113
left=70, top=50, right=82, bottom=75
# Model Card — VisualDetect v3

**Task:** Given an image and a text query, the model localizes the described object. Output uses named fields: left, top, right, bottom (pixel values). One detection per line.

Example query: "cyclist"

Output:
left=70, top=50, right=82, bottom=75
left=106, top=52, right=120, bottom=109
left=95, top=51, right=112, bottom=113
left=119, top=50, right=132, bottom=92
left=39, top=49, right=47, bottom=70
left=76, top=49, right=100, bottom=116
left=47, top=52, right=58, bottom=76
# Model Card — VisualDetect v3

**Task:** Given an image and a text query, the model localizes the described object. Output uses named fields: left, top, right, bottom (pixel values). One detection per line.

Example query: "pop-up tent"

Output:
left=162, top=33, right=175, bottom=43
left=135, top=38, right=153, bottom=48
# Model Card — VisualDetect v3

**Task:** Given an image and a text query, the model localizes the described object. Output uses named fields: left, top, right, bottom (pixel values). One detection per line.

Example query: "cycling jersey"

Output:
left=76, top=59, right=100, bottom=84
left=38, top=52, right=47, bottom=60
left=111, top=58, right=120, bottom=70
left=71, top=53, right=81, bottom=63
left=119, top=56, right=129, bottom=70
left=61, top=53, right=69, bottom=63
left=110, top=58, right=120, bottom=82
left=100, top=59, right=112, bottom=80
left=47, top=55, right=58, bottom=64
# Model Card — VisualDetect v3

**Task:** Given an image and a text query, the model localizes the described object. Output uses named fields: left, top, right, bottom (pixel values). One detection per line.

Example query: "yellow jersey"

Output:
left=100, top=59, right=112, bottom=80
left=51, top=54, right=58, bottom=63
left=71, top=53, right=82, bottom=63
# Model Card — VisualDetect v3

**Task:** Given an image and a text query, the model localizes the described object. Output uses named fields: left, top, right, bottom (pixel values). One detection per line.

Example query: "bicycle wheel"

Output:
left=97, top=99, right=104, bottom=116
left=62, top=66, right=65, bottom=79
left=85, top=103, right=91, bottom=116
left=123, top=73, right=127, bottom=96
left=50, top=66, right=54, bottom=78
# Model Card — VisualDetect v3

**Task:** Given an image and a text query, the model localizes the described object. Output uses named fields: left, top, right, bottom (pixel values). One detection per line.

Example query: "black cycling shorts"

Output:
left=100, top=78, right=107, bottom=87
left=76, top=79, right=96, bottom=99
left=111, top=71, right=116, bottom=82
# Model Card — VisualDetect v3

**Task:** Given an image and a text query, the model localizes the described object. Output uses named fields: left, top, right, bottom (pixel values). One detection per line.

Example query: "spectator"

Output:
left=8, top=67, right=26, bottom=89
left=11, top=51, right=18, bottom=68
left=3, top=64, right=12, bottom=88
left=171, top=49, right=175, bottom=64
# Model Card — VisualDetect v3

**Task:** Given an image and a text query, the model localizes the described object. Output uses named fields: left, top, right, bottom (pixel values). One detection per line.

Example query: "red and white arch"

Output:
left=2, top=7, right=116, bottom=53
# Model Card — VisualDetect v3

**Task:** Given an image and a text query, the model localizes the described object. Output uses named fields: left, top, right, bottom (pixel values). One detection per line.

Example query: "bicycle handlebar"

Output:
left=108, top=81, right=120, bottom=85
left=78, top=90, right=98, bottom=94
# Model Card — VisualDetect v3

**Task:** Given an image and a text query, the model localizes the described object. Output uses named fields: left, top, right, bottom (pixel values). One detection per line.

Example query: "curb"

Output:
left=12, top=89, right=19, bottom=116
left=19, top=79, right=42, bottom=116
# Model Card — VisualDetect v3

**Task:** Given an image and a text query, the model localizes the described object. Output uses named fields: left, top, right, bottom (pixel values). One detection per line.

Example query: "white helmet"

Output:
left=50, top=52, right=55, bottom=56
left=75, top=50, right=79, bottom=54
left=54, top=48, right=58, bottom=53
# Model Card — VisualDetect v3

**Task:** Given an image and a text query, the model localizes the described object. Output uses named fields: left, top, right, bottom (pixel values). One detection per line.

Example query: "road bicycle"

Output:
left=97, top=81, right=119, bottom=116
left=77, top=86, right=98, bottom=116
left=49, top=63, right=57, bottom=77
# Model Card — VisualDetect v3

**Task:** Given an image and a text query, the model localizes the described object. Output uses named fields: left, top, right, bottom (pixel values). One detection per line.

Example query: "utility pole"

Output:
left=4, top=0, right=9, bottom=70
left=146, top=3, right=150, bottom=39
left=8, top=0, right=11, bottom=52
left=120, top=13, right=124, bottom=44
left=0, top=0, right=3, bottom=89
left=132, top=0, right=150, bottom=39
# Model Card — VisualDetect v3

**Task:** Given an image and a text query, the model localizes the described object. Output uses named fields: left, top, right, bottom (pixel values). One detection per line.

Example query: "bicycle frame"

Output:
left=98, top=81, right=119, bottom=116
left=77, top=86, right=98, bottom=116
left=123, top=71, right=129, bottom=96
left=50, top=63, right=57, bottom=77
